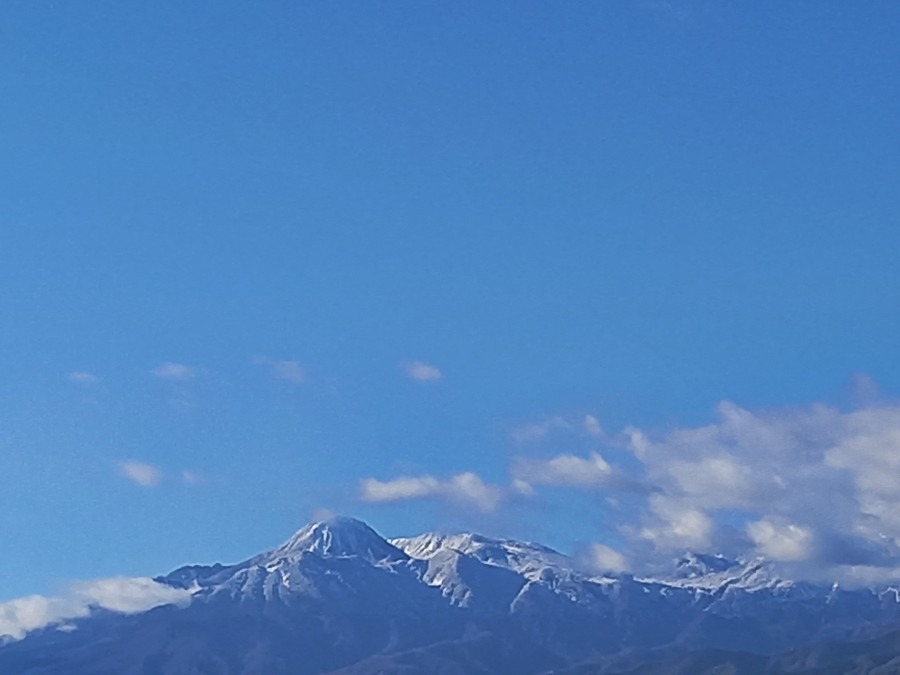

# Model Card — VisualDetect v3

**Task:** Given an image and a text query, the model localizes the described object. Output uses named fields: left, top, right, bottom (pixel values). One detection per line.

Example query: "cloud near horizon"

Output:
left=624, top=399, right=900, bottom=580
left=620, top=401, right=900, bottom=569
left=582, top=542, right=629, bottom=573
left=0, top=577, right=192, bottom=641
left=359, top=390, right=900, bottom=583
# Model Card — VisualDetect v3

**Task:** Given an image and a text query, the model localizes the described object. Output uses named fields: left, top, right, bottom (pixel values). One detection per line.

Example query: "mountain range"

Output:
left=3, top=515, right=900, bottom=674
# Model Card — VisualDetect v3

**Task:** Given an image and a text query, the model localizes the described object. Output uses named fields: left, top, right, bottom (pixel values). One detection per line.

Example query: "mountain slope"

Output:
left=2, top=516, right=900, bottom=674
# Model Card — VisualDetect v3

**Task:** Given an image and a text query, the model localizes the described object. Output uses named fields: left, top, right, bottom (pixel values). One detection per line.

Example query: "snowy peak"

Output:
left=391, top=531, right=573, bottom=578
left=648, top=552, right=786, bottom=592
left=11, top=515, right=900, bottom=675
left=672, top=552, right=740, bottom=579
left=270, top=516, right=406, bottom=563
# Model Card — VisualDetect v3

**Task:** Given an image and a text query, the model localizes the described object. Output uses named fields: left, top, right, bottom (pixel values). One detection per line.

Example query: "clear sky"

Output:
left=2, top=1, right=900, bottom=599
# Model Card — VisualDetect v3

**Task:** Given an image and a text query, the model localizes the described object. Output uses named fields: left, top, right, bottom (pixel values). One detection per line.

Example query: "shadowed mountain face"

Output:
left=3, top=516, right=900, bottom=675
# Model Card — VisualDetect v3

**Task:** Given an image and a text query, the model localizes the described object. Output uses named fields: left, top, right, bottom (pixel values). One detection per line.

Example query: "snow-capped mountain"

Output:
left=2, top=516, right=900, bottom=674
left=642, top=551, right=791, bottom=592
left=273, top=517, right=408, bottom=562
left=390, top=531, right=575, bottom=579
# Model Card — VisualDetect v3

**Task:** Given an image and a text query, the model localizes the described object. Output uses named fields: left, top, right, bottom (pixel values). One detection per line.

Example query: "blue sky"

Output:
left=2, top=1, right=900, bottom=599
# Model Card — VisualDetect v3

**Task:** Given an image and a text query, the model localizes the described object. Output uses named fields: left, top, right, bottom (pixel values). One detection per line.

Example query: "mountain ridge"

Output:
left=3, top=515, right=900, bottom=674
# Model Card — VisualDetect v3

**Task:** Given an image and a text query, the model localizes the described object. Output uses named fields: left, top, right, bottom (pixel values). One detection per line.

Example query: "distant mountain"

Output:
left=2, top=515, right=900, bottom=674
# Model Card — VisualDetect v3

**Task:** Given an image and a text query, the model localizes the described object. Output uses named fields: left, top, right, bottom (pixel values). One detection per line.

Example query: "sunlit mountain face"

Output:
left=3, top=516, right=900, bottom=674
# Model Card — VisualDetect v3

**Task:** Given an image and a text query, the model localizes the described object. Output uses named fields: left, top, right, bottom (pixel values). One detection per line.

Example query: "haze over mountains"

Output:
left=3, top=516, right=900, bottom=674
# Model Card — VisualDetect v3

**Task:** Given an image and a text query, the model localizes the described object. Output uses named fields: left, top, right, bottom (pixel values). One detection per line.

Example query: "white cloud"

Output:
left=446, top=472, right=503, bottom=511
left=118, top=461, right=163, bottom=487
left=0, top=577, right=191, bottom=641
left=360, top=472, right=503, bottom=512
left=401, top=360, right=443, bottom=382
left=356, top=381, right=900, bottom=581
left=68, top=371, right=98, bottom=384
left=747, top=520, right=814, bottom=562
left=824, top=407, right=900, bottom=538
left=151, top=362, right=195, bottom=380
left=512, top=452, right=613, bottom=488
left=666, top=455, right=751, bottom=509
left=608, top=394, right=900, bottom=578
left=638, top=494, right=714, bottom=552
left=360, top=475, right=441, bottom=502
left=584, top=543, right=629, bottom=573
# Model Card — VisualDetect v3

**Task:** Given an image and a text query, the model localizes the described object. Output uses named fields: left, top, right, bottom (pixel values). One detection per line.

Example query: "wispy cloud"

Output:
left=510, top=413, right=606, bottom=444
left=150, top=362, right=195, bottom=381
left=510, top=416, right=572, bottom=443
left=68, top=371, right=99, bottom=384
left=181, top=470, right=209, bottom=486
left=253, top=357, right=306, bottom=383
left=118, top=461, right=163, bottom=488
left=583, top=414, right=604, bottom=438
left=400, top=360, right=443, bottom=382
left=0, top=577, right=192, bottom=641
left=310, top=507, right=336, bottom=522
left=360, top=472, right=503, bottom=512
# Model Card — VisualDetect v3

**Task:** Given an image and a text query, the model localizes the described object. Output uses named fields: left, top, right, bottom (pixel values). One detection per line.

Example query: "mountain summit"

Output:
left=269, top=515, right=406, bottom=563
left=3, top=516, right=900, bottom=674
